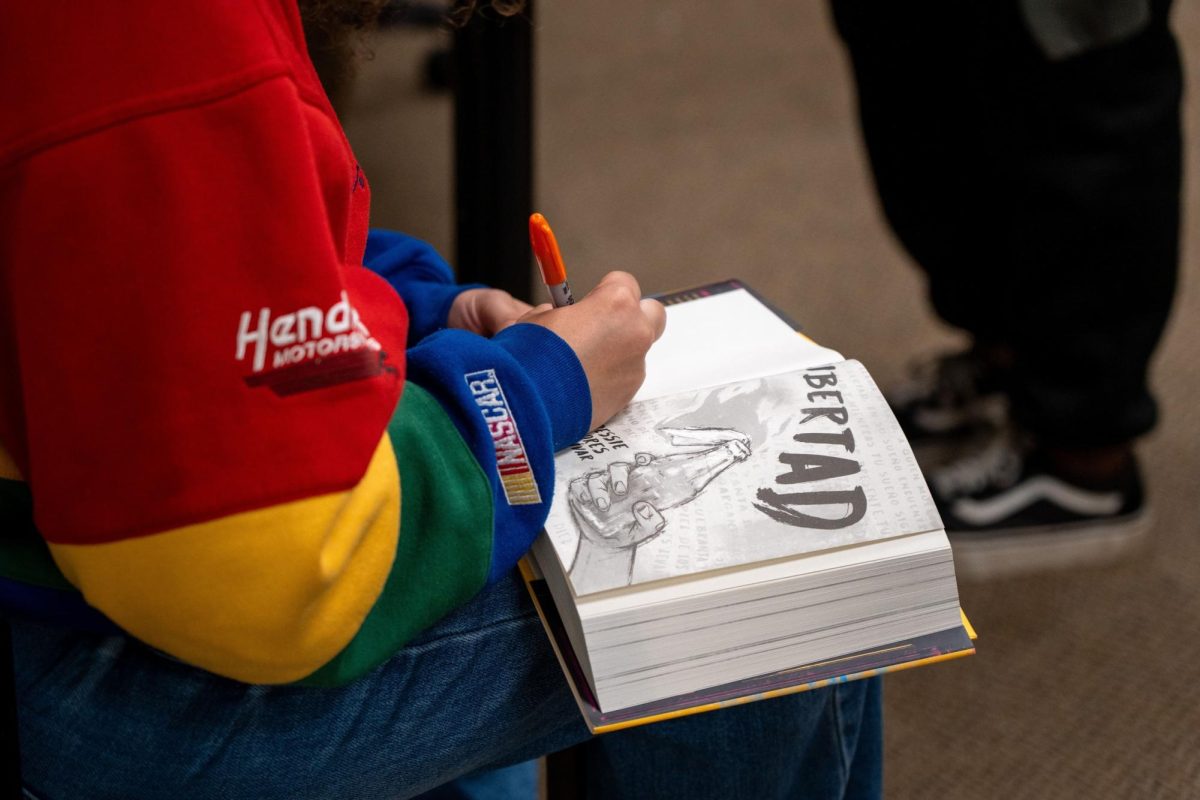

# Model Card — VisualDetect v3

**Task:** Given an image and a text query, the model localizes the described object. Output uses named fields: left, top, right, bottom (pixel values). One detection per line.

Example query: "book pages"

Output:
left=544, top=359, right=943, bottom=595
left=635, top=288, right=843, bottom=402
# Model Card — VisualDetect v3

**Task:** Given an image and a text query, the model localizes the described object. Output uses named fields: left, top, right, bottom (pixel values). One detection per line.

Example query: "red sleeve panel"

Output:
left=3, top=75, right=405, bottom=543
left=0, top=1, right=298, bottom=167
left=0, top=1, right=558, bottom=685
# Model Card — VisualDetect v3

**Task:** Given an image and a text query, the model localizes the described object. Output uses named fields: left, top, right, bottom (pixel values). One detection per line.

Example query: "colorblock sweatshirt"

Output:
left=0, top=1, right=591, bottom=686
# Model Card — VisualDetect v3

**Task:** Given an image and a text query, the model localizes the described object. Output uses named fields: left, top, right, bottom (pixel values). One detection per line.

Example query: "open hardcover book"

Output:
left=522, top=280, right=975, bottom=733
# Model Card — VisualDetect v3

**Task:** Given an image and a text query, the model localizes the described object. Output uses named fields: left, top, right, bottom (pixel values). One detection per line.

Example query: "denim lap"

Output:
left=13, top=572, right=881, bottom=800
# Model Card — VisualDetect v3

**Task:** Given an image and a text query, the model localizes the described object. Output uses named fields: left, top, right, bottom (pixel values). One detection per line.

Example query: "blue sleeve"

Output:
left=406, top=323, right=592, bottom=583
left=363, top=229, right=484, bottom=343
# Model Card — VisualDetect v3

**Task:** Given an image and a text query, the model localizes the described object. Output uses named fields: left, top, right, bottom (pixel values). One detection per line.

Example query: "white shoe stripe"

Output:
left=951, top=475, right=1123, bottom=526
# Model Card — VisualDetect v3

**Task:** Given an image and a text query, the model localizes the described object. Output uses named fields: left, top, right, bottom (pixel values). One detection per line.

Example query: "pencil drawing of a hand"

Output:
left=571, top=453, right=669, bottom=547
left=566, top=434, right=750, bottom=592
left=567, top=453, right=667, bottom=593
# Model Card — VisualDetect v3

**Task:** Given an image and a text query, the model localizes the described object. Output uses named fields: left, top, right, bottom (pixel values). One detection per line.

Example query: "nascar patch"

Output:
left=465, top=369, right=542, bottom=506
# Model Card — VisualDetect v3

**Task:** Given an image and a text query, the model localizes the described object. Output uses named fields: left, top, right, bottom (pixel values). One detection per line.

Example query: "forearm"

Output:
left=364, top=229, right=483, bottom=343
left=570, top=538, right=637, bottom=593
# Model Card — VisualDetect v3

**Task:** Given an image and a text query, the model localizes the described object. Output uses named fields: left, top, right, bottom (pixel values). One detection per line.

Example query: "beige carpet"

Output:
left=343, top=4, right=1200, bottom=796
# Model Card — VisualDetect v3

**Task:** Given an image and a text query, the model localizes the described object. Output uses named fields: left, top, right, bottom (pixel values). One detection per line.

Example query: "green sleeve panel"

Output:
left=0, top=478, right=74, bottom=590
left=299, top=382, right=495, bottom=686
left=0, top=383, right=494, bottom=687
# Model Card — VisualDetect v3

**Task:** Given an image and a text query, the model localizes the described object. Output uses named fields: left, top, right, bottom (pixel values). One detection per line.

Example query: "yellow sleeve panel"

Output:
left=0, top=442, right=21, bottom=480
left=48, top=434, right=401, bottom=684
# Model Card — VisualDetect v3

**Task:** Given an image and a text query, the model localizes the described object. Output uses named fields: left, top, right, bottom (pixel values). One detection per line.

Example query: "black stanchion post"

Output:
left=0, top=617, right=20, bottom=795
left=452, top=1, right=536, bottom=301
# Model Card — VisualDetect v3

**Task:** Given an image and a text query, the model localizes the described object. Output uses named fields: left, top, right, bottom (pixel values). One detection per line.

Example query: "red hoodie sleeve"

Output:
left=0, top=2, right=591, bottom=686
left=0, top=66, right=423, bottom=682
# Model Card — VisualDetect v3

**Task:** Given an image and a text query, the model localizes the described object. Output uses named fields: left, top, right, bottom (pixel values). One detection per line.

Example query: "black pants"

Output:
left=832, top=0, right=1182, bottom=447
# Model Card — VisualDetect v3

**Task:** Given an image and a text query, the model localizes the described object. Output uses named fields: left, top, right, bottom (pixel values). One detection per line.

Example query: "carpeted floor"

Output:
left=343, top=4, right=1200, bottom=796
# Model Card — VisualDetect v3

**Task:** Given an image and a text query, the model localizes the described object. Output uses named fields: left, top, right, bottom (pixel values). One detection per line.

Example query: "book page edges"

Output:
left=518, top=557, right=975, bottom=735
left=589, top=644, right=975, bottom=734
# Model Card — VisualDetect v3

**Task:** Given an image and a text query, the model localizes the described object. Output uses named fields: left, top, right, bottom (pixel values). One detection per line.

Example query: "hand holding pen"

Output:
left=522, top=213, right=667, bottom=430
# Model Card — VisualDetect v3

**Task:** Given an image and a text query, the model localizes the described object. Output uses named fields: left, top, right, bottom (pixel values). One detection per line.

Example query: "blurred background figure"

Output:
left=831, top=0, right=1182, bottom=580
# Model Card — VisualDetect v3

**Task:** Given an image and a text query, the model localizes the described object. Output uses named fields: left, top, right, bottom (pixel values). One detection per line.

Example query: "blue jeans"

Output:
left=13, top=572, right=881, bottom=799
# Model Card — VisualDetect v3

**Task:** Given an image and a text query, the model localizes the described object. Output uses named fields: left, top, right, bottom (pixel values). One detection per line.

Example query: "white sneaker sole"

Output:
left=948, top=509, right=1153, bottom=582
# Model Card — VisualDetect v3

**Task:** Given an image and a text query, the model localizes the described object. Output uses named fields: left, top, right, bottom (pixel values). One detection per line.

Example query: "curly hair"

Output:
left=299, top=0, right=526, bottom=108
left=298, top=0, right=525, bottom=41
left=446, top=0, right=526, bottom=25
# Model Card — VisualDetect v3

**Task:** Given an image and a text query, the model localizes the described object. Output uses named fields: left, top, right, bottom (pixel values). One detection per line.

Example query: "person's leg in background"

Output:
left=830, top=1, right=1026, bottom=460
left=831, top=0, right=1183, bottom=578
left=14, top=572, right=882, bottom=800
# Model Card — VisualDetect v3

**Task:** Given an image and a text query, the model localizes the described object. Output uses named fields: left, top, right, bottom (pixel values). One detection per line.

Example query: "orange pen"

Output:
left=529, top=212, right=575, bottom=307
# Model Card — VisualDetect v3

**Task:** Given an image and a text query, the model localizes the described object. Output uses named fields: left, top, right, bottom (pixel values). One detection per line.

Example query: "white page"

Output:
left=546, top=360, right=944, bottom=595
left=635, top=289, right=844, bottom=402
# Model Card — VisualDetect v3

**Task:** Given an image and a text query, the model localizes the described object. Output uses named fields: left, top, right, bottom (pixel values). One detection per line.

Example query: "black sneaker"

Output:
left=887, top=349, right=1009, bottom=448
left=929, top=435, right=1151, bottom=580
